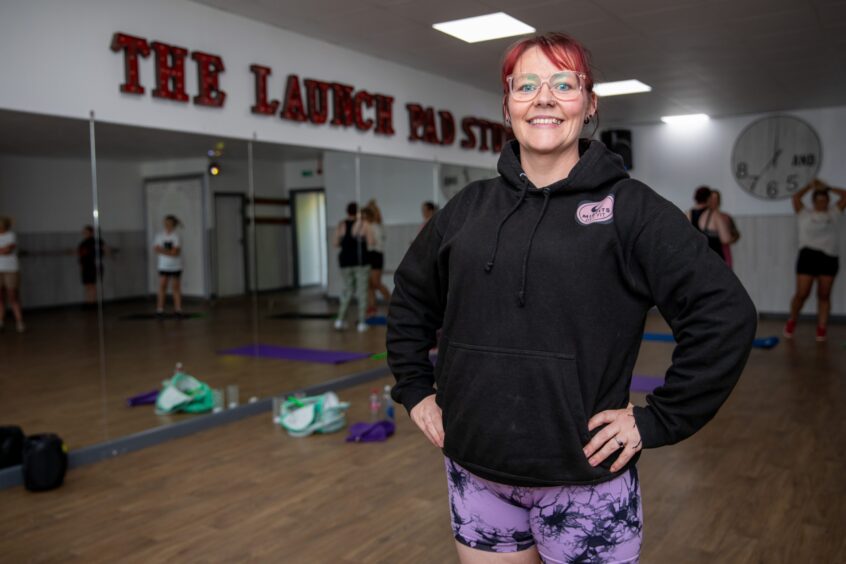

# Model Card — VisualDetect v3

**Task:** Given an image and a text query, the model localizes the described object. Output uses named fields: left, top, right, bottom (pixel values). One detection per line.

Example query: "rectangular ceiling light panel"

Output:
left=594, top=80, right=652, bottom=97
left=433, top=12, right=535, bottom=43
left=661, top=113, right=710, bottom=125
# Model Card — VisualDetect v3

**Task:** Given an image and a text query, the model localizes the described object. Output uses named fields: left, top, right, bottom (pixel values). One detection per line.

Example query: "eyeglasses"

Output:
left=507, top=72, right=587, bottom=102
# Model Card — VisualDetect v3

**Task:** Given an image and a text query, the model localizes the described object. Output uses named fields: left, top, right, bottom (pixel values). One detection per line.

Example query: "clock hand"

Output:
left=750, top=149, right=782, bottom=193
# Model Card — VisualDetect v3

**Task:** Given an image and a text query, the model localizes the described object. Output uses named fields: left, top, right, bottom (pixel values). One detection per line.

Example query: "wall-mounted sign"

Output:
left=110, top=32, right=509, bottom=153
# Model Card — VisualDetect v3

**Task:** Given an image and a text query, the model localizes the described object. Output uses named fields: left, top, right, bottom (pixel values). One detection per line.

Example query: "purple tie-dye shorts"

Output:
left=445, top=458, right=642, bottom=563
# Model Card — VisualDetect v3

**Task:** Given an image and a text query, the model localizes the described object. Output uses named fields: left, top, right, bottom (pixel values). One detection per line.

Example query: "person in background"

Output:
left=0, top=216, right=24, bottom=332
left=387, top=32, right=756, bottom=563
left=708, top=189, right=740, bottom=268
left=78, top=225, right=111, bottom=308
left=333, top=202, right=374, bottom=332
left=153, top=215, right=183, bottom=318
left=784, top=178, right=846, bottom=342
left=420, top=201, right=437, bottom=233
left=363, top=200, right=391, bottom=317
left=687, top=185, right=731, bottom=261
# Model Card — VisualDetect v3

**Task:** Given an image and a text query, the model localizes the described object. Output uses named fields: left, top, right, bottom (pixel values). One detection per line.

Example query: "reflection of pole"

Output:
left=355, top=147, right=362, bottom=265
left=432, top=156, right=440, bottom=208
left=248, top=136, right=259, bottom=355
left=89, top=110, right=110, bottom=441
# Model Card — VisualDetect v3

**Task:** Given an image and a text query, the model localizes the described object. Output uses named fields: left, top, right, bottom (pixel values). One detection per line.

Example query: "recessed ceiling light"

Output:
left=594, top=80, right=652, bottom=97
left=661, top=113, right=710, bottom=125
left=433, top=12, right=535, bottom=44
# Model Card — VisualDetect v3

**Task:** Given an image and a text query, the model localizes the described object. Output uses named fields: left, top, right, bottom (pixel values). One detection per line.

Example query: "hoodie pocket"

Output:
left=441, top=341, right=594, bottom=483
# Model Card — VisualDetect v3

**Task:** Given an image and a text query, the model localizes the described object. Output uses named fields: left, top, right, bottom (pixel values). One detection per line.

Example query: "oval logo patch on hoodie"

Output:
left=576, top=195, right=615, bottom=225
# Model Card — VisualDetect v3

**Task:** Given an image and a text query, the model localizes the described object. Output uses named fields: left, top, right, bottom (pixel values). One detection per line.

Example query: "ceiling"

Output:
left=0, top=110, right=321, bottom=162
left=192, top=0, right=846, bottom=125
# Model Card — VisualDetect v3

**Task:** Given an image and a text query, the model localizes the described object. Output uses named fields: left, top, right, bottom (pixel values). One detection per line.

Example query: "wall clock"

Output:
left=731, top=115, right=822, bottom=200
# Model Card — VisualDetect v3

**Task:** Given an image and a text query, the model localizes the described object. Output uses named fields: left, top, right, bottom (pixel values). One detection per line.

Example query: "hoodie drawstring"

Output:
left=517, top=188, right=551, bottom=307
left=484, top=173, right=530, bottom=273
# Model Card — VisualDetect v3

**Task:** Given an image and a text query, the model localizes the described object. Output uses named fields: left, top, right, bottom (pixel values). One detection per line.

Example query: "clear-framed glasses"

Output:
left=507, top=71, right=586, bottom=102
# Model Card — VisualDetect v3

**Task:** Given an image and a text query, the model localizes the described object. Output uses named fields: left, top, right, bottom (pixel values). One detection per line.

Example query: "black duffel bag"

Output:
left=0, top=426, right=24, bottom=469
left=22, top=433, right=68, bottom=492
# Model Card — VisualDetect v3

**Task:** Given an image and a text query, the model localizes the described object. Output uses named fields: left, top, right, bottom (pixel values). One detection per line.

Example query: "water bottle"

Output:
left=369, top=389, right=381, bottom=421
left=382, top=385, right=394, bottom=421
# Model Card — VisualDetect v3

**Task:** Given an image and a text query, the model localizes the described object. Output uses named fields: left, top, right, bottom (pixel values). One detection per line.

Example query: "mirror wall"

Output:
left=0, top=109, right=495, bottom=450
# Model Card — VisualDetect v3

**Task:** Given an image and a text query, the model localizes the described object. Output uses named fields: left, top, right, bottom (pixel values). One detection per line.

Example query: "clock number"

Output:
left=786, top=174, right=799, bottom=192
left=736, top=162, right=748, bottom=178
left=792, top=154, right=816, bottom=166
left=766, top=180, right=778, bottom=198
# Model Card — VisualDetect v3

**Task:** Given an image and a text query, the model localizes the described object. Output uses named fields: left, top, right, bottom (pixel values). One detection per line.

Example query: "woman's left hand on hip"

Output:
left=583, top=402, right=643, bottom=473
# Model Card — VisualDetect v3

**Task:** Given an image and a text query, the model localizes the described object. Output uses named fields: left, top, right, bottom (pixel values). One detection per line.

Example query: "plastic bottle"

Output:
left=382, top=385, right=394, bottom=421
left=369, top=389, right=381, bottom=421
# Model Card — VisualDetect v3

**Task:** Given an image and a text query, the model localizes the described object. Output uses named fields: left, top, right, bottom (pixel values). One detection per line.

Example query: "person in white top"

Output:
left=784, top=178, right=846, bottom=342
left=0, top=216, right=24, bottom=332
left=153, top=215, right=184, bottom=317
left=363, top=200, right=391, bottom=317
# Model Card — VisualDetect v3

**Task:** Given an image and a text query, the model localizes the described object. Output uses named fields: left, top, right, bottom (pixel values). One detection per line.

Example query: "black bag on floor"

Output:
left=0, top=426, right=24, bottom=469
left=22, top=433, right=68, bottom=492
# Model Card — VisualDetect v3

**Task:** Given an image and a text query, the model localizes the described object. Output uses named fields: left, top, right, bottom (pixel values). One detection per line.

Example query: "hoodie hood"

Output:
left=496, top=138, right=630, bottom=195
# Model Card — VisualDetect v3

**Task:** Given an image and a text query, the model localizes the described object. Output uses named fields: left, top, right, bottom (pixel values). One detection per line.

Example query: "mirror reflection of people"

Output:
left=0, top=216, right=24, bottom=332
left=153, top=215, right=183, bottom=318
left=333, top=203, right=373, bottom=332
left=419, top=201, right=436, bottom=233
left=363, top=201, right=391, bottom=316
left=387, top=33, right=756, bottom=563
left=78, top=225, right=110, bottom=308
left=784, top=178, right=846, bottom=342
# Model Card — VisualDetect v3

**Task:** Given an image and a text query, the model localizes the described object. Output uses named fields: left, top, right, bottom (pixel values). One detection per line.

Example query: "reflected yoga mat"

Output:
left=218, top=344, right=371, bottom=365
left=643, top=332, right=779, bottom=349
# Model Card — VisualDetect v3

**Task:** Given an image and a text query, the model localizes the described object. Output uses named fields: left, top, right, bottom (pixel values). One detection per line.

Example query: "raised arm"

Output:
left=827, top=185, right=846, bottom=212
left=792, top=179, right=818, bottom=213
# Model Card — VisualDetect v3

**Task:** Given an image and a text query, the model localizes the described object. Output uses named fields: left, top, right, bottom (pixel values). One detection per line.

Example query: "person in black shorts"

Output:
left=77, top=225, right=109, bottom=308
left=784, top=179, right=846, bottom=341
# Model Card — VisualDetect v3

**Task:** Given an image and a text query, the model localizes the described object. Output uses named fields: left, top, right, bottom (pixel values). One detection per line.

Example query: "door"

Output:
left=144, top=176, right=208, bottom=297
left=214, top=194, right=246, bottom=297
left=291, top=189, right=327, bottom=288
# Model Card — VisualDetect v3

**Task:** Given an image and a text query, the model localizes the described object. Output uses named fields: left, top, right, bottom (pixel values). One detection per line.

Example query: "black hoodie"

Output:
left=387, top=139, right=757, bottom=487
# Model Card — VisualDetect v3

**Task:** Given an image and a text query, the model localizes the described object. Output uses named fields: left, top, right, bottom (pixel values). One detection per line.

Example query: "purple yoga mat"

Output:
left=218, top=344, right=371, bottom=365
left=630, top=375, right=663, bottom=393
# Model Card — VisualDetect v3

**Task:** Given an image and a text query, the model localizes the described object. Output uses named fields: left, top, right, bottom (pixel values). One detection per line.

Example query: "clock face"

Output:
left=731, top=115, right=822, bottom=200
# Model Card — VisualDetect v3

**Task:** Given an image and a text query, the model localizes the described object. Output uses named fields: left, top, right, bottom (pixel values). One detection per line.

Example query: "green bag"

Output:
left=276, top=392, right=350, bottom=437
left=155, top=371, right=215, bottom=415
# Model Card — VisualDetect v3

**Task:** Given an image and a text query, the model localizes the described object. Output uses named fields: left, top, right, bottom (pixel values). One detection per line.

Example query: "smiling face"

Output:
left=505, top=46, right=596, bottom=161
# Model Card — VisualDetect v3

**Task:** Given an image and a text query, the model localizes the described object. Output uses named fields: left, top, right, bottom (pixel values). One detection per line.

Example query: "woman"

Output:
left=333, top=202, right=374, bottom=333
left=78, top=225, right=110, bottom=308
left=708, top=189, right=740, bottom=268
left=784, top=178, right=846, bottom=342
left=387, top=33, right=757, bottom=563
left=153, top=215, right=183, bottom=317
left=363, top=200, right=391, bottom=316
left=0, top=216, right=24, bottom=332
left=687, top=186, right=731, bottom=262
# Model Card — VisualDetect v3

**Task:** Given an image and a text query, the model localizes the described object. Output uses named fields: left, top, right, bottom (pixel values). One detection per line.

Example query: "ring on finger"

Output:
left=614, top=437, right=624, bottom=449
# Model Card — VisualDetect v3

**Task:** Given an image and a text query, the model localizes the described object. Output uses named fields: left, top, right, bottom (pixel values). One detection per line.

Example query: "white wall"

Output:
left=0, top=0, right=501, bottom=169
left=616, top=105, right=846, bottom=216
left=603, top=105, right=846, bottom=316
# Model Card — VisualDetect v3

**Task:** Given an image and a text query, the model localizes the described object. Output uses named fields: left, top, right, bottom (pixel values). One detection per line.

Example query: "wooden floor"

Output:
left=1, top=314, right=844, bottom=562
left=1, top=291, right=392, bottom=448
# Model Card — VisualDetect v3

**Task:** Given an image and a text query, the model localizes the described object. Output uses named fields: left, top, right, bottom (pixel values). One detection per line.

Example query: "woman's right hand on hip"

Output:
left=410, top=395, right=444, bottom=448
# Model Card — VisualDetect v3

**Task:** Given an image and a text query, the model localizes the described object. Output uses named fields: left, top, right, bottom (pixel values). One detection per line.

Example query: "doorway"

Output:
left=214, top=193, right=247, bottom=297
left=290, top=189, right=327, bottom=288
